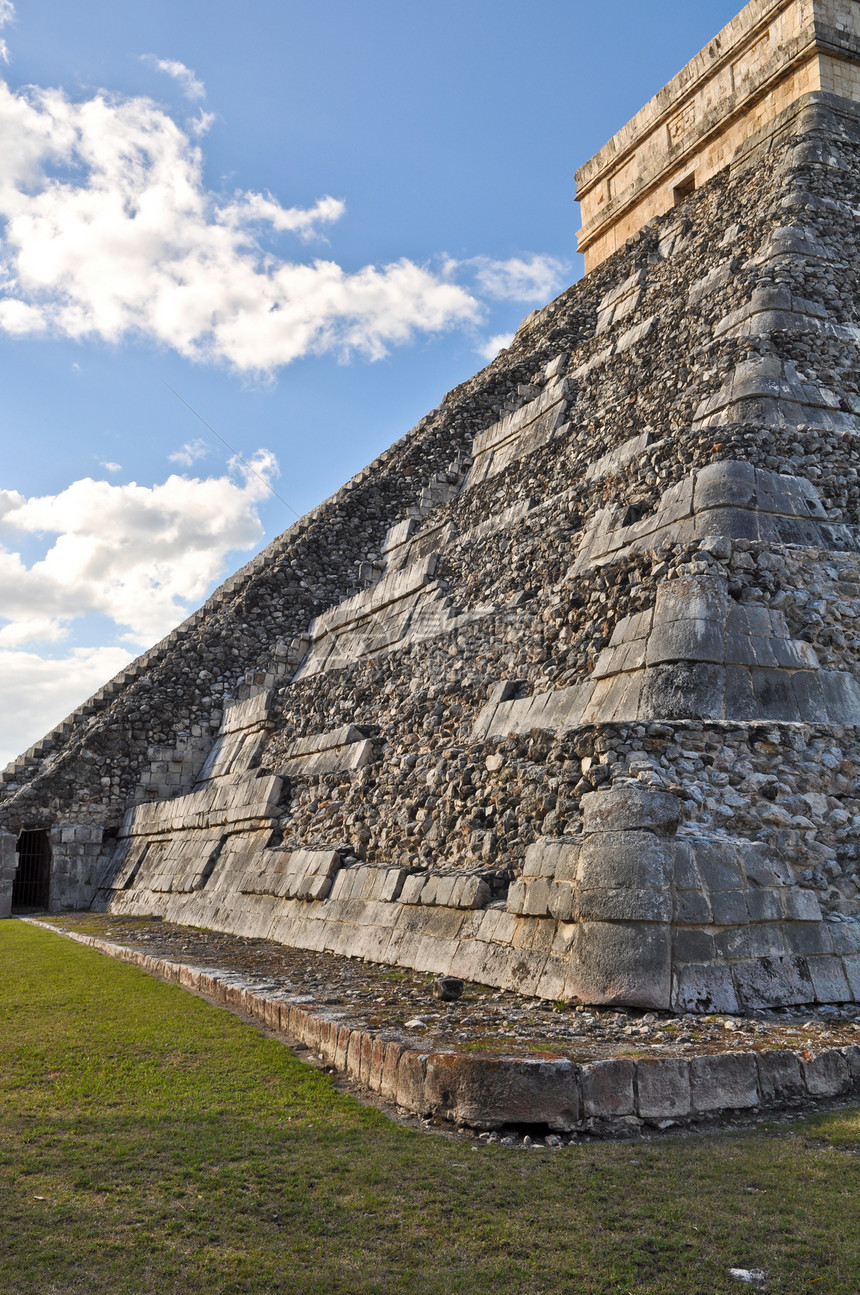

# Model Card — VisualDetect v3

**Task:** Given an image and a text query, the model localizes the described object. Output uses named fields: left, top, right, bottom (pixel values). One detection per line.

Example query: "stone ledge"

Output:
left=32, top=922, right=860, bottom=1135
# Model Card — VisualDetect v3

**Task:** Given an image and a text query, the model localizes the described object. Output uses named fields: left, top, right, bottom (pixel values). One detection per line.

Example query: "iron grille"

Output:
left=12, top=830, right=51, bottom=912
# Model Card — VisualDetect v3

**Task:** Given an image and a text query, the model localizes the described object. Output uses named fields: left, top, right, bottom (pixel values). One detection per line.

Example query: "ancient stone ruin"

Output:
left=7, top=0, right=860, bottom=1019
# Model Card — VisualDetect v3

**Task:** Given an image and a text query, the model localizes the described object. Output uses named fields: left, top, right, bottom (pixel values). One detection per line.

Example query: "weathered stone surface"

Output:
left=423, top=1054, right=580, bottom=1132
left=690, top=1053, right=759, bottom=1113
left=581, top=1059, right=636, bottom=1118
left=580, top=789, right=681, bottom=836
left=577, top=833, right=673, bottom=891
left=801, top=1050, right=851, bottom=1098
left=636, top=1058, right=691, bottom=1121
left=755, top=1050, right=805, bottom=1103
left=568, top=922, right=672, bottom=1009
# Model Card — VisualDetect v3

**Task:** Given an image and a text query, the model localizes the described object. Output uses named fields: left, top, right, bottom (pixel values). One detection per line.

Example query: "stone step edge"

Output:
left=26, top=921, right=860, bottom=1134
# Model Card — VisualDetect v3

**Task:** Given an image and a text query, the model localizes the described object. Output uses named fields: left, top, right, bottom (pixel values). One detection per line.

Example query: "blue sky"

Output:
left=0, top=0, right=741, bottom=765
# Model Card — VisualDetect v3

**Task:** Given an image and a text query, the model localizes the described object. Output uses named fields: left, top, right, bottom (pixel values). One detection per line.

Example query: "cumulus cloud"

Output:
left=0, top=77, right=481, bottom=371
left=0, top=644, right=134, bottom=768
left=460, top=254, right=570, bottom=303
left=168, top=437, right=209, bottom=467
left=0, top=452, right=277, bottom=646
left=143, top=55, right=206, bottom=101
left=99, top=460, right=122, bottom=473
left=477, top=332, right=514, bottom=361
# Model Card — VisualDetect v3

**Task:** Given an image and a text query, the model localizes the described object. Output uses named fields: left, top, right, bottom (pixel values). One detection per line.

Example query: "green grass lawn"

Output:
left=1, top=921, right=858, bottom=1295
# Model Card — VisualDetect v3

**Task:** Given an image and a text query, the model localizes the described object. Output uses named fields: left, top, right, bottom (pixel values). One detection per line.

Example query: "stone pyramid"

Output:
left=5, top=0, right=860, bottom=1015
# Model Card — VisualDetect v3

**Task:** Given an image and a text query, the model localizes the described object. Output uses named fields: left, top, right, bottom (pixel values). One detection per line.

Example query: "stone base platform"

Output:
left=27, top=916, right=860, bottom=1137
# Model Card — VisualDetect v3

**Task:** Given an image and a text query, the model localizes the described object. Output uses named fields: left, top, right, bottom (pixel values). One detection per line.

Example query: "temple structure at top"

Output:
left=577, top=0, right=860, bottom=269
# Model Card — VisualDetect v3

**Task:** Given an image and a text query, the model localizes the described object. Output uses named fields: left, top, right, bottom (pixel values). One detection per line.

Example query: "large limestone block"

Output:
left=755, top=1050, right=805, bottom=1103
left=577, top=831, right=673, bottom=891
left=640, top=662, right=725, bottom=720
left=636, top=1058, right=691, bottom=1121
left=423, top=1054, right=580, bottom=1132
left=580, top=1058, right=635, bottom=1118
left=567, top=921, right=672, bottom=1009
left=690, top=1053, right=759, bottom=1113
left=581, top=787, right=681, bottom=836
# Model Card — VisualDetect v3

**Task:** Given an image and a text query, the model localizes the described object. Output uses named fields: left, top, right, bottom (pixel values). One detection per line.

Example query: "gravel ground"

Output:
left=38, top=914, right=860, bottom=1065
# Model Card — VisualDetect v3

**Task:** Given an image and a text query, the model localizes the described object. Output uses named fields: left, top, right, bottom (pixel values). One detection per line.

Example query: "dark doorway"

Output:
left=12, top=830, right=52, bottom=912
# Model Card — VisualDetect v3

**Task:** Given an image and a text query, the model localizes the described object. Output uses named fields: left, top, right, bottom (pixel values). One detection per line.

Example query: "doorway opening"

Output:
left=673, top=174, right=696, bottom=206
left=12, top=830, right=52, bottom=912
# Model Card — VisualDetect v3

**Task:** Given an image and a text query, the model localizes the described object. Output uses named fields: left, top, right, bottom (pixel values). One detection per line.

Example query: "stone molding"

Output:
left=31, top=922, right=860, bottom=1135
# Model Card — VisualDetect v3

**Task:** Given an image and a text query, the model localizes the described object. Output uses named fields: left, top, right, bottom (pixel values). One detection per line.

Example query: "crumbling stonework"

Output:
left=7, top=4, right=860, bottom=1016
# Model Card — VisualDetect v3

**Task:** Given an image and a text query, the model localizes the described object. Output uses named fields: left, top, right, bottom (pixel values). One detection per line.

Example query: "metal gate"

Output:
left=12, top=830, right=51, bottom=912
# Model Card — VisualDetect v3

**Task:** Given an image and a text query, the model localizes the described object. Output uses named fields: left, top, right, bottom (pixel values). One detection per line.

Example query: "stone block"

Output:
left=640, top=662, right=725, bottom=721
left=710, top=890, right=750, bottom=926
left=672, top=964, right=739, bottom=1014
left=784, top=889, right=823, bottom=922
left=524, top=837, right=579, bottom=879
left=672, top=928, right=716, bottom=964
left=756, top=1050, right=804, bottom=1103
left=577, top=887, right=672, bottom=923
left=380, top=1041, right=404, bottom=1104
left=636, top=1058, right=691, bottom=1120
left=844, top=955, right=860, bottom=1000
left=399, top=873, right=425, bottom=906
left=506, top=879, right=526, bottom=915
left=379, top=868, right=407, bottom=903
left=751, top=669, right=802, bottom=722
left=783, top=922, right=831, bottom=956
left=548, top=881, right=577, bottom=922
left=567, top=921, right=672, bottom=1009
left=842, top=1046, right=860, bottom=1081
left=655, top=572, right=728, bottom=624
left=715, top=924, right=784, bottom=960
left=423, top=1054, right=580, bottom=1132
left=581, top=787, right=681, bottom=836
left=522, top=878, right=551, bottom=917
left=830, top=925, right=860, bottom=957
left=577, top=831, right=673, bottom=890
left=581, top=1059, right=635, bottom=1118
left=434, top=876, right=456, bottom=907
left=733, top=955, right=814, bottom=1010
left=674, top=889, right=714, bottom=924
left=746, top=888, right=785, bottom=923
left=459, top=876, right=491, bottom=910
left=646, top=618, right=725, bottom=667
left=694, top=839, right=744, bottom=891
left=672, top=842, right=703, bottom=890
left=807, top=955, right=852, bottom=1003
left=395, top=1050, right=429, bottom=1113
left=802, top=1051, right=851, bottom=1098
left=690, top=1053, right=759, bottom=1113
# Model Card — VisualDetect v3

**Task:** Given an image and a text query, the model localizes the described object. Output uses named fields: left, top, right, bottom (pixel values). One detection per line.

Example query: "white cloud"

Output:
left=188, top=109, right=215, bottom=138
left=0, top=452, right=277, bottom=646
left=0, top=0, right=12, bottom=59
left=168, top=437, right=208, bottom=466
left=461, top=254, right=570, bottom=303
left=143, top=56, right=206, bottom=101
left=0, top=644, right=133, bottom=768
left=0, top=77, right=481, bottom=371
left=99, top=460, right=122, bottom=473
left=477, top=332, right=514, bottom=361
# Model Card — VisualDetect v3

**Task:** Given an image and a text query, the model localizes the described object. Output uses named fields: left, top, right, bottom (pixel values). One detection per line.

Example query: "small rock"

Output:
left=729, top=1269, right=767, bottom=1286
left=432, top=976, right=464, bottom=1002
